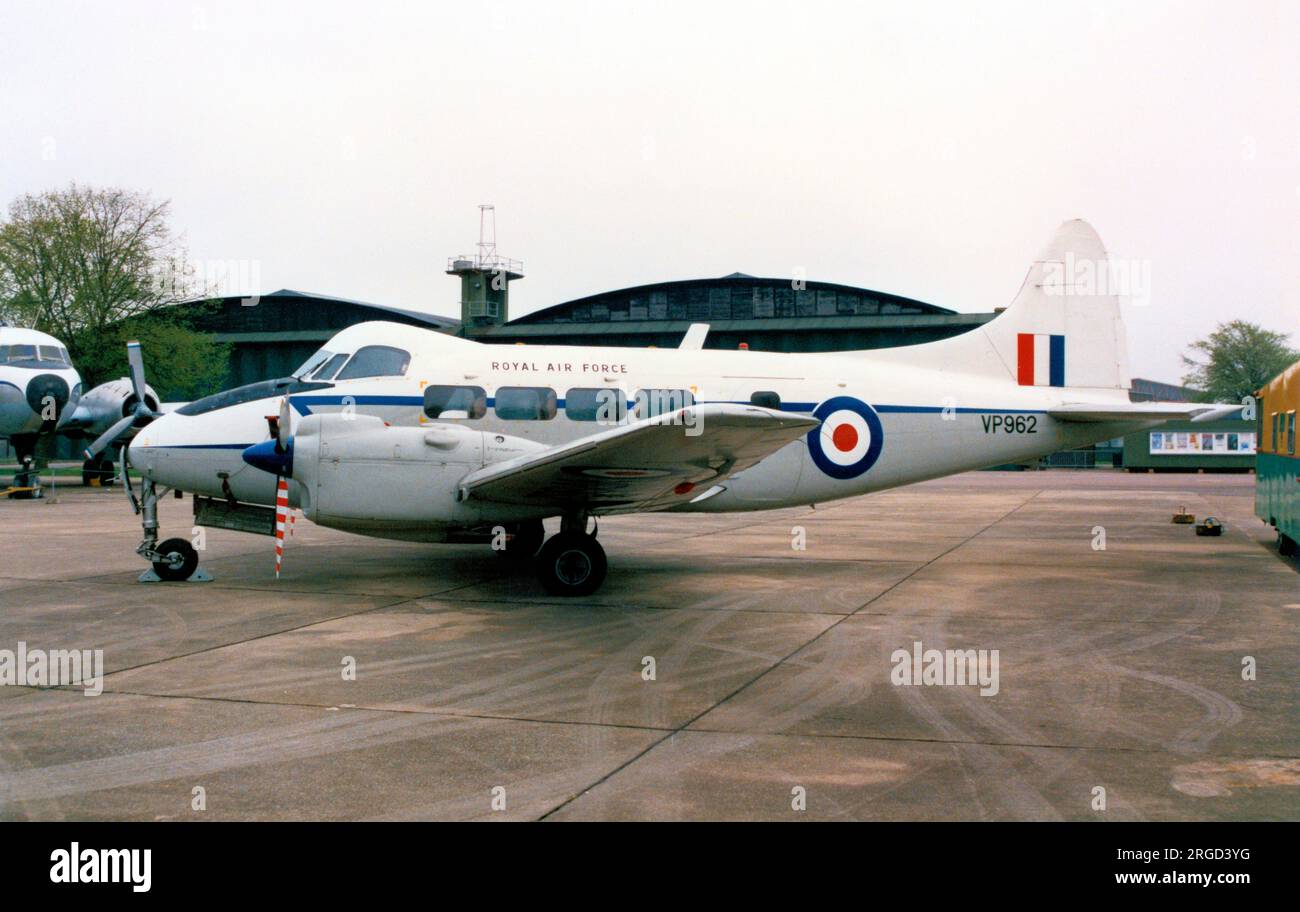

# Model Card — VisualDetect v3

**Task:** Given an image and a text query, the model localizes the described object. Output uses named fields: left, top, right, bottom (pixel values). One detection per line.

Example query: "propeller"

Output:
left=83, top=341, right=159, bottom=461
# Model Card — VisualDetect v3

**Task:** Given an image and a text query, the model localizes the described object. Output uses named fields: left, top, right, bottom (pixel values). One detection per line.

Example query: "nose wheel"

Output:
left=131, top=474, right=209, bottom=582
left=151, top=538, right=199, bottom=581
left=535, top=530, right=607, bottom=596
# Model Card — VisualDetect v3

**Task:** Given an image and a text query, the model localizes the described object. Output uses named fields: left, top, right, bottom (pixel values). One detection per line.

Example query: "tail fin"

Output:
left=862, top=219, right=1132, bottom=392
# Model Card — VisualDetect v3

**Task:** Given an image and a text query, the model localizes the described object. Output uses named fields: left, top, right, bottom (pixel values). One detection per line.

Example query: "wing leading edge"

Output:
left=458, top=404, right=819, bottom=512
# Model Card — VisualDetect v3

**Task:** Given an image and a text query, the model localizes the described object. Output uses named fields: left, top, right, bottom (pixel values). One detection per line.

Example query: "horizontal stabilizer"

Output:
left=1048, top=402, right=1243, bottom=423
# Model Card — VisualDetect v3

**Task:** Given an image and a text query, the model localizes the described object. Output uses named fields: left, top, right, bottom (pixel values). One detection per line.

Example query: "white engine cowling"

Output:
left=64, top=377, right=160, bottom=441
left=290, top=413, right=547, bottom=540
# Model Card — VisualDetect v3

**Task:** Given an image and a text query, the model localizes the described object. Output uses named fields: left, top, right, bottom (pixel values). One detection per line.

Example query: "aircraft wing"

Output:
left=458, top=404, right=819, bottom=511
left=1048, top=402, right=1245, bottom=423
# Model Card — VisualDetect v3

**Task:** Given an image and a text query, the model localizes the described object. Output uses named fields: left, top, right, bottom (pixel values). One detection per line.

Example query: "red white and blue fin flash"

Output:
left=1017, top=333, right=1066, bottom=387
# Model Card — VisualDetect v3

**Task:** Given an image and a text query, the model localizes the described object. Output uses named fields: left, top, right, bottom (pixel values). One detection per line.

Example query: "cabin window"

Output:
left=750, top=390, right=781, bottom=409
left=634, top=388, right=694, bottom=419
left=1272, top=413, right=1280, bottom=452
left=565, top=388, right=626, bottom=424
left=424, top=385, right=486, bottom=419
left=1289, top=412, right=1297, bottom=455
left=495, top=386, right=557, bottom=420
left=334, top=345, right=411, bottom=381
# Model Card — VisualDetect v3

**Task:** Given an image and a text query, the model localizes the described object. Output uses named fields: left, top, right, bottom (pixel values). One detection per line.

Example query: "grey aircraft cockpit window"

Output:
left=334, top=345, right=411, bottom=381
left=1, top=344, right=70, bottom=368
left=292, top=349, right=333, bottom=379
left=309, top=352, right=350, bottom=381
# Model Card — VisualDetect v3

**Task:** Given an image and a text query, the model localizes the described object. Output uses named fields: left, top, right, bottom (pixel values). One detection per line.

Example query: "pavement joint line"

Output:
left=427, top=594, right=855, bottom=616
left=26, top=685, right=681, bottom=734
left=535, top=490, right=1045, bottom=821
left=94, top=574, right=505, bottom=682
left=23, top=684, right=1295, bottom=763
left=47, top=686, right=1293, bottom=761
left=669, top=725, right=1181, bottom=755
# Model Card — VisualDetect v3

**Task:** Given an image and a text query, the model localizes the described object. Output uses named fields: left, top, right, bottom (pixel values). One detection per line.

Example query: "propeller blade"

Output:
left=83, top=413, right=136, bottom=461
left=274, top=475, right=289, bottom=579
left=278, top=396, right=291, bottom=451
left=126, top=341, right=148, bottom=409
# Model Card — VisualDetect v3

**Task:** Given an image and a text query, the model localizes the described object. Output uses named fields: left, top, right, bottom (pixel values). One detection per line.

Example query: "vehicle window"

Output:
left=292, top=349, right=333, bottom=378
left=3, top=344, right=37, bottom=363
left=424, top=385, right=486, bottom=419
left=38, top=345, right=65, bottom=364
left=565, top=387, right=626, bottom=424
left=334, top=345, right=410, bottom=381
left=495, top=386, right=557, bottom=420
left=750, top=390, right=781, bottom=409
left=310, top=352, right=350, bottom=381
left=634, top=388, right=694, bottom=419
left=1290, top=412, right=1297, bottom=455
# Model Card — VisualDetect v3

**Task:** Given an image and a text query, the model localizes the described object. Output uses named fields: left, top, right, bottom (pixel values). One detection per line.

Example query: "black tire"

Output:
left=81, top=457, right=115, bottom=486
left=152, top=538, right=199, bottom=581
left=1280, top=534, right=1298, bottom=557
left=536, top=532, right=607, bottom=597
left=496, top=519, right=545, bottom=561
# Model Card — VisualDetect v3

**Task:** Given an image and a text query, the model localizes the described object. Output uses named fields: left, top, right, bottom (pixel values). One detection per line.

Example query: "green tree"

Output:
left=0, top=183, right=226, bottom=395
left=1182, top=320, right=1298, bottom=403
left=78, top=315, right=229, bottom=402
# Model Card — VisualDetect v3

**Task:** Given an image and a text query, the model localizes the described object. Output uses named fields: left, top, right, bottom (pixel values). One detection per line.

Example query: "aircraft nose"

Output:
left=25, top=373, right=70, bottom=424
left=242, top=437, right=294, bottom=478
left=132, top=408, right=180, bottom=449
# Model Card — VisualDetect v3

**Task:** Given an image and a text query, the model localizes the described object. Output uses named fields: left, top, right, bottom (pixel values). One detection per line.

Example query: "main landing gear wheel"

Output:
left=152, top=538, right=199, bottom=582
left=82, top=455, right=115, bottom=486
left=496, top=519, right=545, bottom=562
left=536, top=531, right=607, bottom=597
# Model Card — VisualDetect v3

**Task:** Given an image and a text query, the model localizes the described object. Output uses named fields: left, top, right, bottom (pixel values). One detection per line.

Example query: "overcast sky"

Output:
left=2, top=0, right=1297, bottom=382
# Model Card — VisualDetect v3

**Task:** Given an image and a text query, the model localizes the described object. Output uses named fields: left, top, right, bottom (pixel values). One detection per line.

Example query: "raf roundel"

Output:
left=807, top=396, right=884, bottom=479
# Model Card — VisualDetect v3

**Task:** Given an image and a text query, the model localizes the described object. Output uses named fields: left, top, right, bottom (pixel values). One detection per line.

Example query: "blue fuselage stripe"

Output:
left=261, top=394, right=1054, bottom=421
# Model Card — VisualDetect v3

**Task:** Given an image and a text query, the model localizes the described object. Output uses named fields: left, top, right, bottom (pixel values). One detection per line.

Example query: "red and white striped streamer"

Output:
left=274, top=476, right=288, bottom=579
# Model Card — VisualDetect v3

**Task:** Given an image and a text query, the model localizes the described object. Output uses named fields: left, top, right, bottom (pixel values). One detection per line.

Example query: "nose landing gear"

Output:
left=131, top=474, right=210, bottom=583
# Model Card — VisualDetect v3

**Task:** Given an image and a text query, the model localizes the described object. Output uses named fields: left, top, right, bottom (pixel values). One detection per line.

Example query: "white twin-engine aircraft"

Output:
left=123, top=221, right=1234, bottom=594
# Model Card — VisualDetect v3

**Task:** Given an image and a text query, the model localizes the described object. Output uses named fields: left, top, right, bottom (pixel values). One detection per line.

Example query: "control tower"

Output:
left=447, top=204, right=524, bottom=335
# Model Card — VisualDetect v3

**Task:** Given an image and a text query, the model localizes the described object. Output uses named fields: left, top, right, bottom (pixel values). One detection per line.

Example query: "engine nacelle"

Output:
left=290, top=413, right=547, bottom=539
left=64, top=377, right=160, bottom=441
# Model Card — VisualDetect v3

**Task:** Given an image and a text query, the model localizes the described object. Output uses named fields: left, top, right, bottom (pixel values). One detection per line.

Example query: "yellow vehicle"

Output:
left=1257, top=359, right=1300, bottom=559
